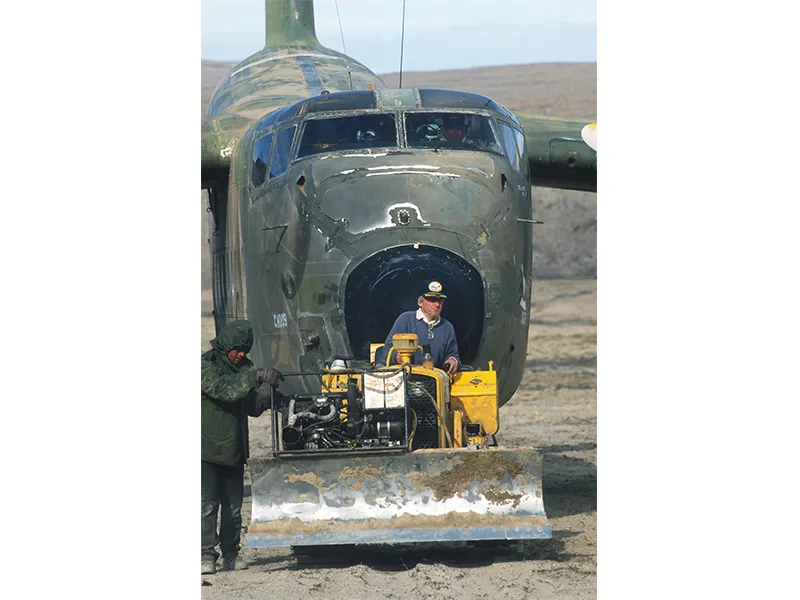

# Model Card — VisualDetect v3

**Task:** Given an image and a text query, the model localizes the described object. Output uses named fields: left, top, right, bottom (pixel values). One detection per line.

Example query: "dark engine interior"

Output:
left=275, top=371, right=440, bottom=453
left=344, top=245, right=484, bottom=364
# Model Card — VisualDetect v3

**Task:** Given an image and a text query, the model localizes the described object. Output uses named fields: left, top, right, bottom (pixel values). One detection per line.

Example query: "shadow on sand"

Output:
left=255, top=535, right=584, bottom=571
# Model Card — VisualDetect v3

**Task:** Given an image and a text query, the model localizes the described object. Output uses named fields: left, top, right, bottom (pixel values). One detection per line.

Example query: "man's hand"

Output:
left=256, top=367, right=285, bottom=388
left=394, top=351, right=403, bottom=364
left=443, top=357, right=458, bottom=376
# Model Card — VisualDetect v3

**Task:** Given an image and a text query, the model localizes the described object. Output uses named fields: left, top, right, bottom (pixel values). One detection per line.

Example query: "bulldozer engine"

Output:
left=246, top=334, right=550, bottom=547
left=278, top=371, right=408, bottom=452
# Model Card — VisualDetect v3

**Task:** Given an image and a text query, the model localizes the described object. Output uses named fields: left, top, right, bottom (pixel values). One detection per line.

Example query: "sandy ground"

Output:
left=200, top=279, right=596, bottom=599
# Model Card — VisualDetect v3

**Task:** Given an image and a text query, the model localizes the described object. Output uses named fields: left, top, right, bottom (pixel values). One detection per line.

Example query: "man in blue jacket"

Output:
left=376, top=281, right=460, bottom=375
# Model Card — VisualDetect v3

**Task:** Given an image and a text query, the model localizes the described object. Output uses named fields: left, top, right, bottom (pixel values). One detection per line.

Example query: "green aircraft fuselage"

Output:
left=201, top=0, right=596, bottom=406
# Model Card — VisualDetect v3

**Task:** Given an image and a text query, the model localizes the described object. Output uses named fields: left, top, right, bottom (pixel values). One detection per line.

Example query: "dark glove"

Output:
left=258, top=389, right=282, bottom=413
left=256, top=367, right=284, bottom=388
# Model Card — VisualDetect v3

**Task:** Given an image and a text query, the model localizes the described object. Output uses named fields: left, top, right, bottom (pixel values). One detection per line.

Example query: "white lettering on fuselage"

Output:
left=273, top=313, right=288, bottom=328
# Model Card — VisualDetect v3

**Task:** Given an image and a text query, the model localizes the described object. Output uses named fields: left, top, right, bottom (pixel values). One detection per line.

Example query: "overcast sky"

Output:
left=201, top=0, right=596, bottom=73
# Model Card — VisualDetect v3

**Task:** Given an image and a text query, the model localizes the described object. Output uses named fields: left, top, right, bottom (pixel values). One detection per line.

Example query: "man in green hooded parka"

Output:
left=201, top=320, right=283, bottom=575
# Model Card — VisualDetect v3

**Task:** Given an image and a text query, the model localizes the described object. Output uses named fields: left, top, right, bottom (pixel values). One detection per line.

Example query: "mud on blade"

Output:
left=246, top=448, right=550, bottom=547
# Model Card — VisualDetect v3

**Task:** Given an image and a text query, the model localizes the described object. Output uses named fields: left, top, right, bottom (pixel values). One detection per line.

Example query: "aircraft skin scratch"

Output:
left=231, top=52, right=348, bottom=77
left=364, top=171, right=460, bottom=178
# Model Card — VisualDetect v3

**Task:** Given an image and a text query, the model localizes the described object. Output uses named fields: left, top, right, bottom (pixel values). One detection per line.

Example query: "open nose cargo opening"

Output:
left=344, top=245, right=484, bottom=364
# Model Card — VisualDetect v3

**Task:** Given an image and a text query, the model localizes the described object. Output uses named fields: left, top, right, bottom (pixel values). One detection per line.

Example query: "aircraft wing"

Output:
left=515, top=114, right=597, bottom=193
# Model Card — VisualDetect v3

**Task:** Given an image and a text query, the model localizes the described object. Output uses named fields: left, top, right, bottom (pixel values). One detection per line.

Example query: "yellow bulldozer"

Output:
left=246, top=333, right=549, bottom=547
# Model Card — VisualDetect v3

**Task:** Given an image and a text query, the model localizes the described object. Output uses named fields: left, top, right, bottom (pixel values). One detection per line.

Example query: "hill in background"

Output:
left=201, top=61, right=596, bottom=286
left=380, top=63, right=595, bottom=120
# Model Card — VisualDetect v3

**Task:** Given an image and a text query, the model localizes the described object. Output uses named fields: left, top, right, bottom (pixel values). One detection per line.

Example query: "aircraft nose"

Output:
left=311, top=159, right=502, bottom=237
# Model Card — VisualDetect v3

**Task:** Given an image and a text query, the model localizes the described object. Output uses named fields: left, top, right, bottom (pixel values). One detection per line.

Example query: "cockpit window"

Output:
left=513, top=127, right=526, bottom=171
left=251, top=132, right=273, bottom=187
left=269, top=125, right=296, bottom=179
left=497, top=121, right=522, bottom=172
left=405, top=112, right=503, bottom=156
left=297, top=114, right=397, bottom=158
left=513, top=127, right=525, bottom=157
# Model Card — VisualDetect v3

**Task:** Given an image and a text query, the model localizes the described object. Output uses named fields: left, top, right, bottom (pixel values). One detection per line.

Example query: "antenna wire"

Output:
left=334, top=0, right=347, bottom=54
left=399, top=0, right=407, bottom=88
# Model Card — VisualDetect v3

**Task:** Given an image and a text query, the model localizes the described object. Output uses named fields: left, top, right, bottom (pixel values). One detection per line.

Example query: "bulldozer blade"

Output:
left=246, top=448, right=550, bottom=547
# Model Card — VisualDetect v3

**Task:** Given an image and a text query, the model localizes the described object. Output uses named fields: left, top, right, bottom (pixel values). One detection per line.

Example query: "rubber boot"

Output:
left=201, top=557, right=216, bottom=575
left=222, top=553, right=248, bottom=571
